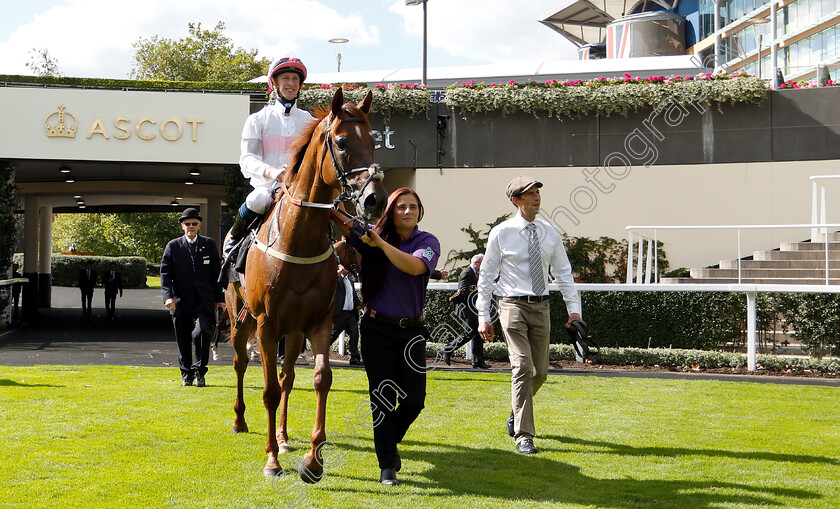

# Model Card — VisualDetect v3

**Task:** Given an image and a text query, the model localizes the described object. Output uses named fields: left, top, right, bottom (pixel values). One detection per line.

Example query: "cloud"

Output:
left=388, top=0, right=577, bottom=64
left=0, top=0, right=381, bottom=78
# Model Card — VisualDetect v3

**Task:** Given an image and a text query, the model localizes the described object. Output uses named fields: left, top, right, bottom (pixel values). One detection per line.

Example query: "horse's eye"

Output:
left=335, top=137, right=347, bottom=151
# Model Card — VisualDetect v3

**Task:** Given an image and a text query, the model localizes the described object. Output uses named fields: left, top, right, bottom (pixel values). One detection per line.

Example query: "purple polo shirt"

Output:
left=349, top=226, right=440, bottom=319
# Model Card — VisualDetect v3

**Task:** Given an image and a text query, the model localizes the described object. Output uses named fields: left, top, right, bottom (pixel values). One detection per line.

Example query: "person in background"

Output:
left=78, top=259, right=97, bottom=318
left=331, top=264, right=362, bottom=366
left=102, top=261, right=123, bottom=321
left=161, top=208, right=225, bottom=388
left=443, top=254, right=490, bottom=369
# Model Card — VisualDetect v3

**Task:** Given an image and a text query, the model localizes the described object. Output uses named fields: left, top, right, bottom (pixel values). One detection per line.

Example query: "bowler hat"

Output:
left=179, top=208, right=203, bottom=223
left=505, top=176, right=543, bottom=200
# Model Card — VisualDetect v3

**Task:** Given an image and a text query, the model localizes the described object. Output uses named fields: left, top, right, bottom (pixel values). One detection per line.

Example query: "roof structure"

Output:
left=539, top=0, right=680, bottom=46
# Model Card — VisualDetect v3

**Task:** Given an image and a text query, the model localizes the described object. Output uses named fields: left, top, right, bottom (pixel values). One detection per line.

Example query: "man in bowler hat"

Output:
left=160, top=208, right=225, bottom=387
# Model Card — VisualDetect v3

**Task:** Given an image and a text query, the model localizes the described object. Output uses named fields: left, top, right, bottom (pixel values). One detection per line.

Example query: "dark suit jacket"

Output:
left=454, top=266, right=478, bottom=323
left=102, top=270, right=123, bottom=296
left=160, top=235, right=223, bottom=316
left=334, top=275, right=361, bottom=315
left=78, top=268, right=97, bottom=294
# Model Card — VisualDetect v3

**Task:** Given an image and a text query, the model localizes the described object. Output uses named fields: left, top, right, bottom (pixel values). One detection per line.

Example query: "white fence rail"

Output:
left=425, top=281, right=840, bottom=372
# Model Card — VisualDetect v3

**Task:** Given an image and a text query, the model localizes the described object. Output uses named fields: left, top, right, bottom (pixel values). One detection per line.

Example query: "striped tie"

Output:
left=526, top=223, right=545, bottom=296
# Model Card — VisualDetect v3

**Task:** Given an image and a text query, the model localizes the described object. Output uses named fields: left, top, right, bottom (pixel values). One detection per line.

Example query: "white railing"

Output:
left=626, top=223, right=840, bottom=286
left=425, top=281, right=840, bottom=373
left=810, top=175, right=840, bottom=242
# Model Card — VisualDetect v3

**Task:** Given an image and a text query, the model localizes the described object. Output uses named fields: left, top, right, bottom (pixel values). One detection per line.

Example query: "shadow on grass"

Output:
left=0, top=378, right=63, bottom=388
left=320, top=439, right=818, bottom=507
left=544, top=435, right=840, bottom=466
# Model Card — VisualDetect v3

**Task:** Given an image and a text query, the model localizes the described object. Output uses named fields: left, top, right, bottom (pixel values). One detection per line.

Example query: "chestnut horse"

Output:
left=226, top=88, right=387, bottom=480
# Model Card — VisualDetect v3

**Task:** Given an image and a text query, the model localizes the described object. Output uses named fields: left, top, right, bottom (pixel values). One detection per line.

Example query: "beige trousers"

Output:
left=499, top=298, right=551, bottom=442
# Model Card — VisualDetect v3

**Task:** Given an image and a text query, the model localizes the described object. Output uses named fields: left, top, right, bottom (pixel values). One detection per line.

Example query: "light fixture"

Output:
left=171, top=200, right=179, bottom=206
left=189, top=168, right=201, bottom=176
left=78, top=204, right=86, bottom=209
left=73, top=195, right=82, bottom=199
left=59, top=165, right=71, bottom=174
left=65, top=176, right=75, bottom=183
left=184, top=178, right=195, bottom=185
left=329, top=38, right=350, bottom=72
left=174, top=195, right=183, bottom=200
left=76, top=199, right=84, bottom=205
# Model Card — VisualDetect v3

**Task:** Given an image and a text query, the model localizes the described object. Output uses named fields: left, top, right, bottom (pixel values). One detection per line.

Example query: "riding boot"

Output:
left=223, top=215, right=246, bottom=260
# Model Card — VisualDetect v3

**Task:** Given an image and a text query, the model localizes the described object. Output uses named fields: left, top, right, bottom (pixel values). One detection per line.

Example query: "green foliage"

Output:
left=777, top=293, right=840, bottom=358
left=13, top=254, right=147, bottom=288
left=298, top=83, right=431, bottom=121
left=25, top=48, right=60, bottom=77
left=223, top=166, right=250, bottom=230
left=443, top=213, right=510, bottom=279
left=130, top=22, right=269, bottom=82
left=0, top=163, right=19, bottom=272
left=51, top=212, right=182, bottom=263
left=445, top=71, right=768, bottom=120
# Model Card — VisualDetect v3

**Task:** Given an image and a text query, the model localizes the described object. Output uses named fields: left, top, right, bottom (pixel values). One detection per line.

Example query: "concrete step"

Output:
left=811, top=231, right=840, bottom=243
left=753, top=250, right=840, bottom=261
left=719, top=259, right=840, bottom=269
left=779, top=241, right=840, bottom=251
left=691, top=267, right=840, bottom=279
left=660, top=277, right=840, bottom=285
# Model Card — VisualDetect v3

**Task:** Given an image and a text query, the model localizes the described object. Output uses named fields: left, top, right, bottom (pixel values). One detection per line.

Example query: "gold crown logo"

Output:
left=45, top=105, right=78, bottom=138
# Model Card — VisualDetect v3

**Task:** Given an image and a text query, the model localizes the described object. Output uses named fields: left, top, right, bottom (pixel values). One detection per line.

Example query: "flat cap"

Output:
left=505, top=176, right=543, bottom=200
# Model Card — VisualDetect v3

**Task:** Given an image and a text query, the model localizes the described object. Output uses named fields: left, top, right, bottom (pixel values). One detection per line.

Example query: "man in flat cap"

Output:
left=160, top=208, right=225, bottom=387
left=475, top=176, right=582, bottom=455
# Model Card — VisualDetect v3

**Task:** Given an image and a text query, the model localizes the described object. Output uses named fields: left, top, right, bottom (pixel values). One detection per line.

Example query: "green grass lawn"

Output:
left=2, top=366, right=839, bottom=509
left=145, top=276, right=161, bottom=289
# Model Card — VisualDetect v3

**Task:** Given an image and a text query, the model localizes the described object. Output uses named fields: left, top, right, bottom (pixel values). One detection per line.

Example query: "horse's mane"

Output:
left=284, top=106, right=329, bottom=186
left=283, top=101, right=370, bottom=187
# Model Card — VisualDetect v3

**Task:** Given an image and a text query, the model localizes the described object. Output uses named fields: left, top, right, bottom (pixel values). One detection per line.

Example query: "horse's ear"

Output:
left=358, top=91, right=373, bottom=116
left=331, top=87, right=345, bottom=118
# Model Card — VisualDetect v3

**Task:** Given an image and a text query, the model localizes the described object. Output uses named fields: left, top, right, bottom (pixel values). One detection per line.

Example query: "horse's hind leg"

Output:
left=298, top=332, right=333, bottom=484
left=231, top=315, right=253, bottom=434
left=277, top=333, right=303, bottom=454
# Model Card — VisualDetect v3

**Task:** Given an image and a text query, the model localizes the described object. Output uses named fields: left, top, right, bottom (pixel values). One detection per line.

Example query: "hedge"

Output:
left=12, top=254, right=147, bottom=288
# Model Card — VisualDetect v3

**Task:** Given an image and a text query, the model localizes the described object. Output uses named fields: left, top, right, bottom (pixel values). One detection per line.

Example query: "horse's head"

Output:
left=322, top=88, right=388, bottom=222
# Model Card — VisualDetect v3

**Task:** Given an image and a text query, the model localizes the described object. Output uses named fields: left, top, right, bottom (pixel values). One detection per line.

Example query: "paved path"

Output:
left=1, top=287, right=839, bottom=387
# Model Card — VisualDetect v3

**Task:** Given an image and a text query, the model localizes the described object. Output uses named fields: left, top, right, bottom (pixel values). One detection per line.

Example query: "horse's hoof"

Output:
left=231, top=425, right=249, bottom=434
left=297, top=461, right=323, bottom=484
left=263, top=466, right=284, bottom=477
left=278, top=441, right=292, bottom=453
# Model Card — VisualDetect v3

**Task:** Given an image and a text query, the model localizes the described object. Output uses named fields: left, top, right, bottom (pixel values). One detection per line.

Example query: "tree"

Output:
left=52, top=212, right=183, bottom=262
left=130, top=22, right=270, bottom=82
left=26, top=48, right=61, bottom=77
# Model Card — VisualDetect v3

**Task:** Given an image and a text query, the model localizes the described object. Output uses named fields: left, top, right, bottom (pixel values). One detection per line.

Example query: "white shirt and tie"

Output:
left=476, top=213, right=581, bottom=323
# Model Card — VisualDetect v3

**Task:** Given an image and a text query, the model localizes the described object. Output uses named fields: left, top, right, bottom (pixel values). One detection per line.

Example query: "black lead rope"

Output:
left=567, top=319, right=598, bottom=360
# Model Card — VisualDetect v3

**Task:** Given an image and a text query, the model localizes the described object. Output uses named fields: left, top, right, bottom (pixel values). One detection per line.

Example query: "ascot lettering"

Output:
left=85, top=116, right=204, bottom=142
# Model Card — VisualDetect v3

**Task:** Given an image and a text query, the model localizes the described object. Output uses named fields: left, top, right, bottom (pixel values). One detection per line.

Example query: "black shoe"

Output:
left=194, top=374, right=205, bottom=387
left=473, top=361, right=491, bottom=369
left=506, top=411, right=515, bottom=437
left=379, top=468, right=398, bottom=486
left=349, top=358, right=364, bottom=366
left=181, top=377, right=194, bottom=387
left=516, top=438, right=538, bottom=455
left=443, top=349, right=451, bottom=366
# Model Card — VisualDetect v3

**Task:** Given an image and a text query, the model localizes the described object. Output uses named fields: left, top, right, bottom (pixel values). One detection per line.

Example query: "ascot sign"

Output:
left=45, top=104, right=204, bottom=142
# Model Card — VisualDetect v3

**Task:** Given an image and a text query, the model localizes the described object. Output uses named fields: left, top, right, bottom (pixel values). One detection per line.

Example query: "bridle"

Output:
left=280, top=112, right=383, bottom=212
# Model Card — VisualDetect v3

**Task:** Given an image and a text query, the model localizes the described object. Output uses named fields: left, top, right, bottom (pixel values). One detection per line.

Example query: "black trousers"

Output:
left=444, top=310, right=484, bottom=363
left=331, top=310, right=361, bottom=360
left=104, top=292, right=117, bottom=318
left=360, top=316, right=427, bottom=470
left=80, top=289, right=93, bottom=316
left=172, top=306, right=213, bottom=378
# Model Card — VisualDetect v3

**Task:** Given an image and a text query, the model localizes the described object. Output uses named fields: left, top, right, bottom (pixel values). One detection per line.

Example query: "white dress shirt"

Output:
left=476, top=213, right=581, bottom=323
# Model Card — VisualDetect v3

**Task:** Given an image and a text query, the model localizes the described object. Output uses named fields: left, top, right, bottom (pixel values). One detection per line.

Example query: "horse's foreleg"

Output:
left=277, top=333, right=303, bottom=454
left=298, top=334, right=332, bottom=484
left=258, top=317, right=283, bottom=476
left=231, top=316, right=252, bottom=434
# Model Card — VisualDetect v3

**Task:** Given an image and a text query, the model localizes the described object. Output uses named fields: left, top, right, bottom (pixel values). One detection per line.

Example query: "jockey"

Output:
left=222, top=56, right=316, bottom=265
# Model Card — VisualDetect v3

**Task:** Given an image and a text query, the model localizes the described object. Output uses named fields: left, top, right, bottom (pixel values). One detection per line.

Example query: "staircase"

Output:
left=661, top=232, right=840, bottom=284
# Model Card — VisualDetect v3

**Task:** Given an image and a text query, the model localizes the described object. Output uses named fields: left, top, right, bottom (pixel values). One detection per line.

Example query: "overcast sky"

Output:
left=0, top=0, right=578, bottom=80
